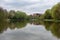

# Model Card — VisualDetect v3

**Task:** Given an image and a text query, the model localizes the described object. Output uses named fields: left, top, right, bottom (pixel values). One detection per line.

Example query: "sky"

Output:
left=0, top=0, right=60, bottom=14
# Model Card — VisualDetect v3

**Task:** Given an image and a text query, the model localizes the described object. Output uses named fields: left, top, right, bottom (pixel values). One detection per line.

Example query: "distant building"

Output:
left=29, top=13, right=42, bottom=19
left=33, top=13, right=42, bottom=17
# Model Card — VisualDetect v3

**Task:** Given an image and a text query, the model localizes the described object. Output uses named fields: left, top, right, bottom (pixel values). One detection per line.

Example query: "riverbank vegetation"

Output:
left=0, top=2, right=60, bottom=22
left=40, top=2, right=60, bottom=22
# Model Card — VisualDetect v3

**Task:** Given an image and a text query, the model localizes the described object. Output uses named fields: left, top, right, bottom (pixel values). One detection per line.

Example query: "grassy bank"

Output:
left=42, top=19, right=60, bottom=22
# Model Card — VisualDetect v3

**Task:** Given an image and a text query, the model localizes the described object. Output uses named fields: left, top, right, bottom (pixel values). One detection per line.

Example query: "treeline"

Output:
left=0, top=2, right=60, bottom=22
left=8, top=11, right=29, bottom=22
left=0, top=7, right=30, bottom=22
left=40, top=2, right=60, bottom=20
left=0, top=7, right=8, bottom=21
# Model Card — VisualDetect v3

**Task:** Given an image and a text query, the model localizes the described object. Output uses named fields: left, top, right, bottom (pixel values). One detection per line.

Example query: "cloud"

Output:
left=0, top=0, right=60, bottom=14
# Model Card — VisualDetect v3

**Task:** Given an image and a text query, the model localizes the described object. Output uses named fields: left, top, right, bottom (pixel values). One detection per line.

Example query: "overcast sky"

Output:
left=0, top=0, right=60, bottom=14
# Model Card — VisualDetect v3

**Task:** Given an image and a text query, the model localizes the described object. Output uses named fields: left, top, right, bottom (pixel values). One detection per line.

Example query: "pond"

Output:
left=0, top=21, right=60, bottom=40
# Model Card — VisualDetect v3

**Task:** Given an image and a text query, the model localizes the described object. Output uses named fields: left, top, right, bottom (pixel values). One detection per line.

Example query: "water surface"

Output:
left=0, top=21, right=60, bottom=40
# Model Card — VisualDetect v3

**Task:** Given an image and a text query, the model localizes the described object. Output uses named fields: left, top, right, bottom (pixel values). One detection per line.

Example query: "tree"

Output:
left=10, top=11, right=28, bottom=22
left=51, top=2, right=60, bottom=19
left=8, top=10, right=16, bottom=19
left=0, top=7, right=8, bottom=21
left=14, top=11, right=27, bottom=19
left=40, top=9, right=53, bottom=19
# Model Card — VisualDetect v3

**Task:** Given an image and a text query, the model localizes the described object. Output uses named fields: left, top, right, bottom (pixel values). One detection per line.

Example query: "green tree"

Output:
left=40, top=9, right=53, bottom=20
left=51, top=2, right=60, bottom=19
left=0, top=7, right=8, bottom=21
left=44, top=9, right=52, bottom=19
left=8, top=10, right=16, bottom=19
left=15, top=11, right=27, bottom=18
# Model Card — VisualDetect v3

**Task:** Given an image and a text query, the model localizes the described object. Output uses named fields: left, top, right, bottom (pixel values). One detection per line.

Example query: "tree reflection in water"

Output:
left=0, top=20, right=60, bottom=38
left=0, top=21, right=28, bottom=33
left=30, top=21, right=60, bottom=38
left=43, top=21, right=60, bottom=38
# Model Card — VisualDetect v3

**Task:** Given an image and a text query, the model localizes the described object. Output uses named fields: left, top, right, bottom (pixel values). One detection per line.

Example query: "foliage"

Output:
left=0, top=7, right=8, bottom=21
left=43, top=22, right=60, bottom=38
left=40, top=9, right=53, bottom=19
left=14, top=11, right=27, bottom=19
left=8, top=10, right=16, bottom=19
left=51, top=2, right=60, bottom=19
left=40, top=2, right=60, bottom=20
